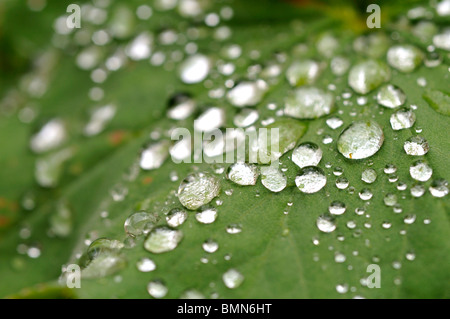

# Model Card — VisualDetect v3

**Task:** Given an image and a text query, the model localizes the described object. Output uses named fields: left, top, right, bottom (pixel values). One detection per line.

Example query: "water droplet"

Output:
left=137, top=257, right=156, bottom=272
left=124, top=211, right=157, bottom=237
left=223, top=269, right=244, bottom=289
left=194, top=107, right=225, bottom=132
left=337, top=120, right=384, bottom=159
left=390, top=108, right=416, bottom=130
left=284, top=87, right=334, bottom=119
left=227, top=163, right=259, bottom=186
left=336, top=283, right=349, bottom=294
left=203, top=239, right=219, bottom=253
left=226, top=80, right=267, bottom=107
left=233, top=108, right=259, bottom=128
left=260, top=165, right=287, bottom=192
left=226, top=224, right=242, bottom=234
left=49, top=201, right=72, bottom=237
left=196, top=207, right=218, bottom=224
left=348, top=60, right=390, bottom=94
left=140, top=140, right=170, bottom=170
left=404, top=214, right=416, bottom=224
left=361, top=168, right=377, bottom=184
left=377, top=84, right=406, bottom=108
left=167, top=93, right=196, bottom=120
left=409, top=160, right=433, bottom=182
left=30, top=119, right=66, bottom=153
left=384, top=193, right=397, bottom=206
left=35, top=148, right=73, bottom=188
left=329, top=201, right=346, bottom=215
left=286, top=60, right=321, bottom=86
left=84, top=104, right=116, bottom=136
left=292, top=142, right=322, bottom=168
left=433, top=29, right=450, bottom=51
left=359, top=188, right=373, bottom=200
left=147, top=280, right=168, bottom=298
left=180, top=289, right=205, bottom=299
left=429, top=179, right=448, bottom=197
left=179, top=54, right=211, bottom=84
left=178, top=173, right=221, bottom=210
left=126, top=32, right=153, bottom=60
left=326, top=116, right=344, bottom=130
left=335, top=177, right=349, bottom=189
left=411, top=184, right=426, bottom=197
left=316, top=215, right=336, bottom=233
left=404, top=136, right=429, bottom=155
left=295, top=167, right=327, bottom=194
left=387, top=44, right=424, bottom=72
left=166, top=208, right=188, bottom=227
left=144, top=226, right=183, bottom=253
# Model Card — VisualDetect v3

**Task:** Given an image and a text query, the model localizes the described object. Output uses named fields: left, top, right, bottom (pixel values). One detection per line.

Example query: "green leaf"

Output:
left=0, top=0, right=449, bottom=299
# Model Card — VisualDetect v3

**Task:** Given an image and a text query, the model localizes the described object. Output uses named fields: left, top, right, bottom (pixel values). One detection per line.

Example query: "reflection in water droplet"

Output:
left=284, top=87, right=334, bottom=119
left=377, top=85, right=406, bottom=108
left=137, top=257, right=156, bottom=272
left=429, top=179, right=449, bottom=198
left=390, top=108, right=416, bottom=130
left=387, top=44, right=424, bottom=72
left=166, top=208, right=188, bottom=227
left=227, top=163, right=259, bottom=186
left=316, top=215, right=336, bottom=233
left=179, top=54, right=211, bottom=84
left=292, top=142, right=322, bottom=168
left=223, top=268, right=244, bottom=289
left=295, top=167, right=327, bottom=194
left=348, top=60, right=390, bottom=94
left=124, top=211, right=156, bottom=237
left=409, top=160, right=432, bottom=182
left=178, top=173, right=221, bottom=210
left=404, top=136, right=429, bottom=156
left=361, top=168, right=377, bottom=184
left=147, top=280, right=168, bottom=298
left=196, top=207, right=218, bottom=224
left=337, top=121, right=384, bottom=159
left=144, top=226, right=183, bottom=253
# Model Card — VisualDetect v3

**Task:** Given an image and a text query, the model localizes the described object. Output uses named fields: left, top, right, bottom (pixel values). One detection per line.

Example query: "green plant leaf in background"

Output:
left=0, top=0, right=449, bottom=299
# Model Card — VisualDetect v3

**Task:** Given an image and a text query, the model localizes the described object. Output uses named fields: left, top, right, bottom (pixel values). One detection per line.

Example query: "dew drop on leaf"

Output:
left=295, top=166, right=327, bottom=194
left=144, top=226, right=183, bottom=253
left=337, top=120, right=384, bottom=159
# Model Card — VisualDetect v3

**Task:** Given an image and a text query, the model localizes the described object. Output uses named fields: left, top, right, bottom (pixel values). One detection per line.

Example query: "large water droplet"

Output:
left=194, top=107, right=225, bottom=133
left=409, top=160, right=433, bottom=182
left=124, top=211, right=157, bottom=237
left=292, top=142, right=322, bottom=168
left=196, top=207, right=218, bottom=224
left=429, top=179, right=448, bottom=197
left=177, top=173, right=221, bottom=210
left=286, top=60, right=321, bottom=86
left=284, top=87, right=334, bottom=119
left=404, top=136, right=429, bottom=155
left=337, top=120, right=384, bottom=159
left=361, top=168, right=377, bottom=184
left=227, top=162, right=259, bottom=186
left=295, top=166, right=327, bottom=194
left=348, top=60, right=390, bottom=94
left=387, top=44, right=424, bottom=72
left=30, top=119, right=67, bottom=153
left=179, top=54, right=211, bottom=84
left=377, top=85, right=406, bottom=108
left=166, top=208, right=188, bottom=227
left=144, top=226, right=183, bottom=253
left=260, top=164, right=287, bottom=192
left=316, top=215, right=336, bottom=233
left=390, top=108, right=416, bottom=130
